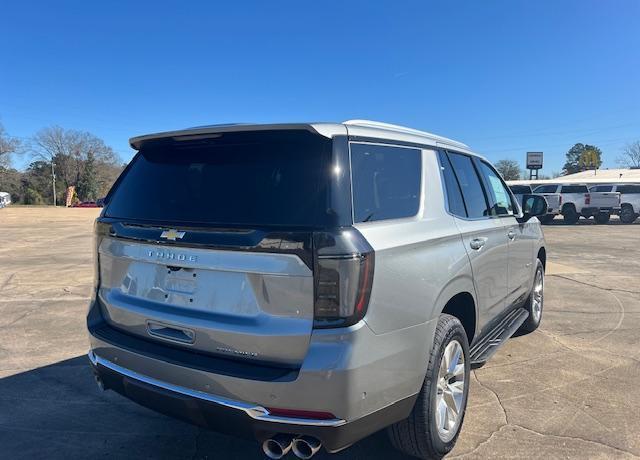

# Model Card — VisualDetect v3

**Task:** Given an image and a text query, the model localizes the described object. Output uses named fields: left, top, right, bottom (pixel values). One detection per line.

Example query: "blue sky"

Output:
left=1, top=1, right=639, bottom=175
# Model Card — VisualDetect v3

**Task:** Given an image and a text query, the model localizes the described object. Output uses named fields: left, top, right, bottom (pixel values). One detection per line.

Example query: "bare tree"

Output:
left=33, top=126, right=120, bottom=205
left=495, top=159, right=522, bottom=181
left=0, top=122, right=22, bottom=169
left=617, top=141, right=640, bottom=168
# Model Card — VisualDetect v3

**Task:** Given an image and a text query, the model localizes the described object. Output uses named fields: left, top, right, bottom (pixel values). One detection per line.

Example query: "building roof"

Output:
left=508, top=168, right=640, bottom=186
left=129, top=120, right=472, bottom=153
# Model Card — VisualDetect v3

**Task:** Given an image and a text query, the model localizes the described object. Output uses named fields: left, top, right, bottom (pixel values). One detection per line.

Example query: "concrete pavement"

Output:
left=1, top=207, right=638, bottom=459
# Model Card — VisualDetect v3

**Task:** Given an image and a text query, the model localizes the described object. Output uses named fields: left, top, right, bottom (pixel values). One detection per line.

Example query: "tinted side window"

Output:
left=590, top=185, right=613, bottom=192
left=477, top=161, right=514, bottom=216
left=509, top=185, right=532, bottom=194
left=350, top=143, right=421, bottom=223
left=437, top=150, right=467, bottom=217
left=447, top=152, right=489, bottom=218
left=533, top=185, right=559, bottom=193
left=561, top=185, right=589, bottom=193
left=618, top=185, right=640, bottom=194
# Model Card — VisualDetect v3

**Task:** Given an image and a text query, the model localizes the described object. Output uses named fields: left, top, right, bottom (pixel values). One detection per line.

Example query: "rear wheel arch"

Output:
left=537, top=247, right=546, bottom=270
left=441, top=292, right=476, bottom=345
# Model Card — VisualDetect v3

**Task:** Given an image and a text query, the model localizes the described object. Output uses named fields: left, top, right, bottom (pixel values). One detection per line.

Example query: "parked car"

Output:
left=528, top=184, right=562, bottom=224
left=590, top=184, right=640, bottom=224
left=72, top=201, right=99, bottom=208
left=532, top=183, right=619, bottom=224
left=87, top=121, right=548, bottom=460
left=0, top=191, right=11, bottom=208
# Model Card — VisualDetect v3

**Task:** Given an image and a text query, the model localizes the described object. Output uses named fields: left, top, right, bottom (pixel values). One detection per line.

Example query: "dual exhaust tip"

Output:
left=262, top=434, right=321, bottom=459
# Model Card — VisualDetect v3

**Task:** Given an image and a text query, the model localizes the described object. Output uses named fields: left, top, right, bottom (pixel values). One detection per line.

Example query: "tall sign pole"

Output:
left=526, top=152, right=543, bottom=180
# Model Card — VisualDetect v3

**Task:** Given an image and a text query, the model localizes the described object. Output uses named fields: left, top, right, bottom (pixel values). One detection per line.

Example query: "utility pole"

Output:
left=51, top=161, right=57, bottom=206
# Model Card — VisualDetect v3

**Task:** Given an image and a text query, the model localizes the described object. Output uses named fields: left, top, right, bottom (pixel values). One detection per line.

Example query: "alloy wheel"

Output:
left=435, top=340, right=465, bottom=442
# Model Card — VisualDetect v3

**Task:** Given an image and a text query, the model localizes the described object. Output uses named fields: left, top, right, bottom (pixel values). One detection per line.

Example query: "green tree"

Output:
left=579, top=148, right=600, bottom=173
left=23, top=187, right=45, bottom=205
left=76, top=151, right=98, bottom=201
left=495, top=159, right=521, bottom=180
left=563, top=143, right=602, bottom=174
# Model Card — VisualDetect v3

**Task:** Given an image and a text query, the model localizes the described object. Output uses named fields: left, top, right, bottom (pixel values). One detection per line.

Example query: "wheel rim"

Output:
left=435, top=340, right=465, bottom=442
left=532, top=267, right=544, bottom=322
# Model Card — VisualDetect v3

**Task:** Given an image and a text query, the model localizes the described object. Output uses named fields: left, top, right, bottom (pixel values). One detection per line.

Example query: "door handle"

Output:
left=470, top=237, right=487, bottom=250
left=507, top=229, right=516, bottom=240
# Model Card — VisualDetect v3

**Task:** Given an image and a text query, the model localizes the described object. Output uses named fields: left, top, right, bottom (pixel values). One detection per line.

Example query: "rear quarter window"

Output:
left=350, top=143, right=421, bottom=223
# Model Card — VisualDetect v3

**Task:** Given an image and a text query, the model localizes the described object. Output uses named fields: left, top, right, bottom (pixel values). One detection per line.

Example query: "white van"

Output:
left=0, top=192, right=11, bottom=208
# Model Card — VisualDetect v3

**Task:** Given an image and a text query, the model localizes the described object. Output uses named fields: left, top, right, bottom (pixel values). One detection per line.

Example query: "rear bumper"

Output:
left=87, top=301, right=433, bottom=451
left=89, top=351, right=416, bottom=452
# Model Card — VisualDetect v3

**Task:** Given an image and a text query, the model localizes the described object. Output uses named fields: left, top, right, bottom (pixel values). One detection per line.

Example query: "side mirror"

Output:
left=518, top=194, right=548, bottom=223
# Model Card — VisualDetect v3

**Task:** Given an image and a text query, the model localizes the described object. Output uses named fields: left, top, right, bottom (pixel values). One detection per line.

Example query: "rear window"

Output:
left=509, top=185, right=532, bottom=194
left=533, top=184, right=559, bottom=193
left=105, top=130, right=337, bottom=227
left=350, top=143, right=421, bottom=222
left=561, top=185, right=589, bottom=193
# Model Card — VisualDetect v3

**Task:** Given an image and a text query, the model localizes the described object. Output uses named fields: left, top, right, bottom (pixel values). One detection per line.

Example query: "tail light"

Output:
left=585, top=193, right=591, bottom=205
left=92, top=221, right=110, bottom=295
left=312, top=229, right=375, bottom=328
left=559, top=195, right=562, bottom=206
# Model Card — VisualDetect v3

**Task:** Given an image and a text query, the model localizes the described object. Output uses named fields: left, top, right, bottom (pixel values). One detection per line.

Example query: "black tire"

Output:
left=562, top=205, right=580, bottom=224
left=540, top=214, right=555, bottom=224
left=518, top=259, right=544, bottom=334
left=620, top=205, right=638, bottom=224
left=594, top=212, right=610, bottom=225
left=388, top=314, right=470, bottom=459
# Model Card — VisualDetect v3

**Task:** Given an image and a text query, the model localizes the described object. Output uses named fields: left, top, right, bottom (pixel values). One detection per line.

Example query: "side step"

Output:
left=470, top=308, right=529, bottom=369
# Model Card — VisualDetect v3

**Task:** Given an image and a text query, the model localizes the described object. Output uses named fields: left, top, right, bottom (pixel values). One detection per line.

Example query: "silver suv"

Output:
left=87, top=120, right=548, bottom=459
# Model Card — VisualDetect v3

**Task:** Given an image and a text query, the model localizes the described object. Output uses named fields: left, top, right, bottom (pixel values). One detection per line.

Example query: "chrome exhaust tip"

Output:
left=262, top=434, right=294, bottom=459
left=292, top=436, right=322, bottom=459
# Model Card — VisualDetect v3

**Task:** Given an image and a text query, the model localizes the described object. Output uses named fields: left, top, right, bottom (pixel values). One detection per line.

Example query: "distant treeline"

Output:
left=0, top=123, right=125, bottom=204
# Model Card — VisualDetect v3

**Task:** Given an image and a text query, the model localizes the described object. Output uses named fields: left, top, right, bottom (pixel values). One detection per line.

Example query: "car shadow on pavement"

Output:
left=0, top=356, right=413, bottom=459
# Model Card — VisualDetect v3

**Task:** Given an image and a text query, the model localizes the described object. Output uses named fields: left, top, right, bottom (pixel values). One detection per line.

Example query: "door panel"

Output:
left=505, top=217, right=534, bottom=307
left=454, top=217, right=509, bottom=331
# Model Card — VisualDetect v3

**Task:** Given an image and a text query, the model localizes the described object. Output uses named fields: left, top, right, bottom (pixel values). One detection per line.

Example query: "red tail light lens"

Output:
left=585, top=193, right=591, bottom=205
left=313, top=229, right=375, bottom=328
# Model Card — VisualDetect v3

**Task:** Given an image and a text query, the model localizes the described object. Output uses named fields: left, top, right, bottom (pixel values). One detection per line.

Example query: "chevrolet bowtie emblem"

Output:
left=160, top=229, right=185, bottom=241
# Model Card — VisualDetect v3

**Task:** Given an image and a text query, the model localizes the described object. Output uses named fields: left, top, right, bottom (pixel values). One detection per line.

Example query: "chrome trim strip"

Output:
left=88, top=351, right=346, bottom=427
left=99, top=238, right=312, bottom=277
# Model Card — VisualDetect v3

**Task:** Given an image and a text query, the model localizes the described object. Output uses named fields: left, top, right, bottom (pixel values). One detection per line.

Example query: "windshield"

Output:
left=105, top=130, right=340, bottom=227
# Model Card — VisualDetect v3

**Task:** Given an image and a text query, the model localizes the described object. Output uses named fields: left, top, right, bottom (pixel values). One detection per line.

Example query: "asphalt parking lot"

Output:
left=1, top=207, right=639, bottom=459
